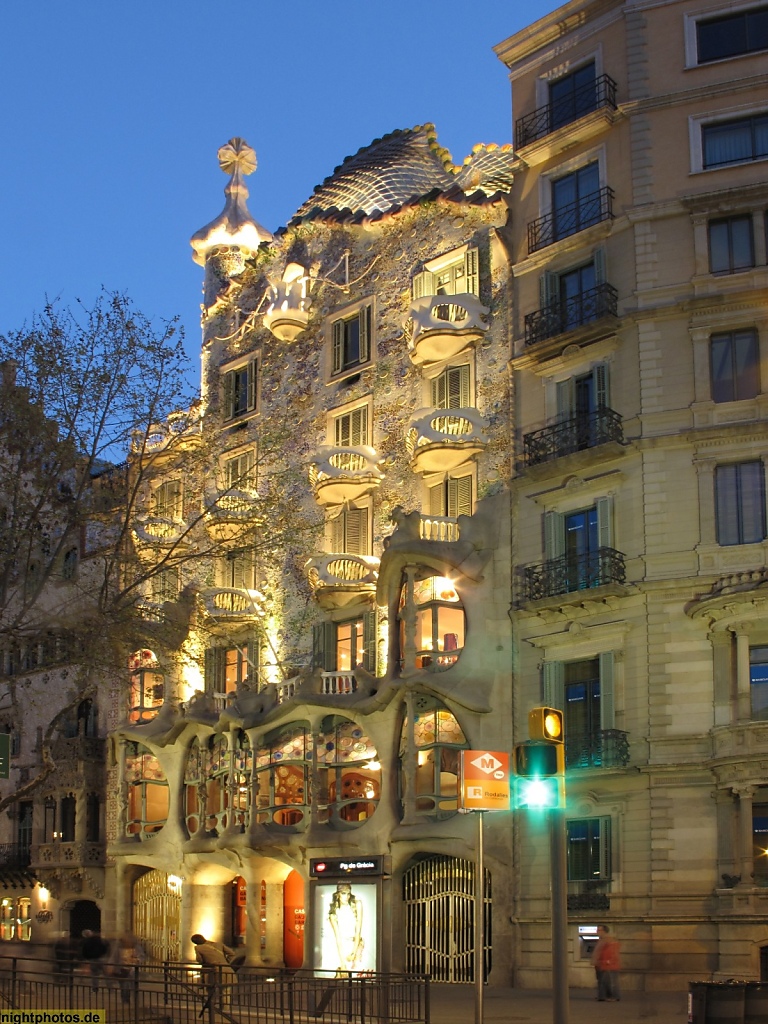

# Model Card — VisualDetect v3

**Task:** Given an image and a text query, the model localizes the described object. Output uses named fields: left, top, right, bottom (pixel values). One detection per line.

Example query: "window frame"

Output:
left=708, top=215, right=755, bottom=274
left=686, top=3, right=768, bottom=66
left=412, top=245, right=480, bottom=300
left=715, top=460, right=767, bottom=545
left=710, top=328, right=760, bottom=402
left=328, top=299, right=374, bottom=380
left=223, top=448, right=257, bottom=493
left=221, top=356, right=259, bottom=421
left=566, top=815, right=612, bottom=882
left=328, top=503, right=371, bottom=556
left=691, top=109, right=768, bottom=173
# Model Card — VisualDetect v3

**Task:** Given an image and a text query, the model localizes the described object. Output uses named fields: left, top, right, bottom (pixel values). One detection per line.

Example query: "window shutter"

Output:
left=448, top=476, right=473, bottom=517
left=351, top=407, right=368, bottom=446
left=312, top=623, right=335, bottom=671
left=540, top=271, right=558, bottom=309
left=594, top=362, right=609, bottom=408
left=247, top=360, right=257, bottom=412
left=345, top=507, right=368, bottom=555
left=593, top=247, right=606, bottom=285
left=599, top=816, right=612, bottom=878
left=447, top=365, right=471, bottom=408
left=544, top=510, right=566, bottom=559
left=332, top=320, right=344, bottom=374
left=246, top=637, right=259, bottom=688
left=543, top=661, right=565, bottom=710
left=429, top=482, right=447, bottom=516
left=204, top=648, right=221, bottom=691
left=335, top=414, right=347, bottom=447
left=596, top=496, right=613, bottom=550
left=330, top=509, right=345, bottom=552
left=412, top=270, right=434, bottom=299
left=464, top=248, right=480, bottom=296
left=556, top=378, right=575, bottom=420
left=363, top=609, right=377, bottom=673
left=599, top=651, right=615, bottom=730
left=222, top=370, right=235, bottom=420
left=431, top=373, right=447, bottom=409
left=359, top=305, right=371, bottom=363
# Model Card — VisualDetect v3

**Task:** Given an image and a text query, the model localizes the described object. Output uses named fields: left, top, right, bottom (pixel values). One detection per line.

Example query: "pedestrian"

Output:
left=109, top=935, right=146, bottom=1003
left=190, top=933, right=235, bottom=1009
left=591, top=924, right=621, bottom=1002
left=80, top=929, right=110, bottom=992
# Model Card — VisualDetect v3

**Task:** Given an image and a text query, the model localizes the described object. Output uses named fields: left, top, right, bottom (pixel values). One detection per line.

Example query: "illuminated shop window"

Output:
left=125, top=742, right=168, bottom=839
left=16, top=898, right=31, bottom=941
left=399, top=575, right=466, bottom=672
left=400, top=697, right=468, bottom=818
left=184, top=739, right=202, bottom=837
left=128, top=649, right=164, bottom=724
left=205, top=734, right=230, bottom=836
left=317, top=717, right=380, bottom=827
left=233, top=731, right=252, bottom=831
left=0, top=900, right=14, bottom=941
left=255, top=724, right=310, bottom=828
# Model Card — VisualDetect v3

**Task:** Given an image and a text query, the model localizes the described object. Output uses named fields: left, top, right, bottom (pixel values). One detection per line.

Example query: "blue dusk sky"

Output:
left=0, top=1, right=559, bottom=377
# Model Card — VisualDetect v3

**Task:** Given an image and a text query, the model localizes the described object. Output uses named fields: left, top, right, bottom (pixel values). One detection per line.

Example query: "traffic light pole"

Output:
left=549, top=807, right=570, bottom=1024
left=475, top=809, right=484, bottom=1024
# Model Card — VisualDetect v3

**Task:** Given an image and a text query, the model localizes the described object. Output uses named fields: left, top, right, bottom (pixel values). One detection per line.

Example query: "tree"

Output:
left=0, top=292, right=320, bottom=817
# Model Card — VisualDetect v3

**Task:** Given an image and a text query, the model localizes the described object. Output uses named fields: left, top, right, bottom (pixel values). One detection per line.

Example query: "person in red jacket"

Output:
left=591, top=925, right=621, bottom=1001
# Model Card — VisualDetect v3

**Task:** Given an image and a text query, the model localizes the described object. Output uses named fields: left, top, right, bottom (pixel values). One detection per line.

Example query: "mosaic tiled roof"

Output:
left=292, top=126, right=514, bottom=224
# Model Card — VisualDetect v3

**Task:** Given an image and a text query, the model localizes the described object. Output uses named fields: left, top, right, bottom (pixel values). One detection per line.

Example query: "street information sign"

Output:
left=459, top=749, right=510, bottom=810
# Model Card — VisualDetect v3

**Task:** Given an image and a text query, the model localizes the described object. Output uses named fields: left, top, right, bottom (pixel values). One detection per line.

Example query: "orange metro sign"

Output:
left=460, top=750, right=510, bottom=811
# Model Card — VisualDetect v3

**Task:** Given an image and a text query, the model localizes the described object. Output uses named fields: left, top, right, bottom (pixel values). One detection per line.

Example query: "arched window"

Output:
left=399, top=575, right=466, bottom=673
left=205, top=734, right=230, bottom=836
left=77, top=699, right=98, bottom=737
left=317, top=717, right=380, bottom=827
left=125, top=742, right=168, bottom=839
left=184, top=739, right=202, bottom=837
left=400, top=696, right=468, bottom=818
left=255, top=724, right=310, bottom=828
left=233, top=731, right=252, bottom=831
left=128, top=650, right=164, bottom=723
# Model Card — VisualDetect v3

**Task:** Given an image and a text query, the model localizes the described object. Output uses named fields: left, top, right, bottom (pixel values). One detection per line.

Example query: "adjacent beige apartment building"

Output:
left=498, top=0, right=768, bottom=990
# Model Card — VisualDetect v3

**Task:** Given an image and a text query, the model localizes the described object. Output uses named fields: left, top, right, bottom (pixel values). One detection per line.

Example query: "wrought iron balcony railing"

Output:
left=565, top=728, right=630, bottom=769
left=524, top=547, right=626, bottom=601
left=528, top=186, right=614, bottom=254
left=525, top=283, right=618, bottom=346
left=0, top=843, right=31, bottom=869
left=524, top=407, right=624, bottom=467
left=515, top=74, right=618, bottom=149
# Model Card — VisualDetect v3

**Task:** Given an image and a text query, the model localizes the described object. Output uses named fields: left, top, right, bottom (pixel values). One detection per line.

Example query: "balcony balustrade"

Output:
left=524, top=547, right=626, bottom=602
left=132, top=515, right=188, bottom=549
left=132, top=408, right=202, bottom=460
left=200, top=587, right=265, bottom=620
left=308, top=446, right=384, bottom=506
left=404, top=293, right=489, bottom=365
left=0, top=844, right=31, bottom=870
left=418, top=514, right=461, bottom=543
left=524, top=407, right=624, bottom=467
left=565, top=728, right=630, bottom=770
left=274, top=679, right=297, bottom=703
left=306, top=554, right=379, bottom=610
left=406, top=408, right=488, bottom=475
left=204, top=485, right=261, bottom=542
left=33, top=841, right=105, bottom=868
left=524, top=283, right=618, bottom=346
left=515, top=74, right=618, bottom=149
left=321, top=671, right=358, bottom=695
left=528, top=186, right=614, bottom=254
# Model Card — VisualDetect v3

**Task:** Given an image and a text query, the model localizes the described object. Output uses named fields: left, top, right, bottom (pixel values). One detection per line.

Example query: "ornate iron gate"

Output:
left=133, top=869, right=182, bottom=961
left=403, top=855, right=491, bottom=983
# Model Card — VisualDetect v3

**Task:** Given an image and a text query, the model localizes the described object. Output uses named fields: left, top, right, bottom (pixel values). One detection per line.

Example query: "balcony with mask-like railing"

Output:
left=406, top=408, right=488, bottom=476
left=203, top=483, right=261, bottom=543
left=200, top=587, right=266, bottom=621
left=131, top=513, right=190, bottom=552
left=565, top=728, right=630, bottom=771
left=309, top=446, right=384, bottom=507
left=404, top=294, right=489, bottom=366
left=524, top=547, right=627, bottom=603
left=515, top=74, right=618, bottom=150
left=524, top=407, right=625, bottom=470
left=306, top=554, right=380, bottom=610
left=528, top=186, right=614, bottom=255
left=132, top=407, right=203, bottom=464
left=525, top=282, right=618, bottom=348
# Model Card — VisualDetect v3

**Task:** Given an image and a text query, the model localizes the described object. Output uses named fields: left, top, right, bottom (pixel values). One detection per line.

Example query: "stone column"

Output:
left=712, top=631, right=734, bottom=727
left=735, top=630, right=752, bottom=722
left=734, top=784, right=755, bottom=886
left=400, top=565, right=418, bottom=679
left=400, top=690, right=419, bottom=825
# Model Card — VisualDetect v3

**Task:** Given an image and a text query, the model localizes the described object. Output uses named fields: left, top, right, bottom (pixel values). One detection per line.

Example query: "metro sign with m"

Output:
left=459, top=750, right=510, bottom=811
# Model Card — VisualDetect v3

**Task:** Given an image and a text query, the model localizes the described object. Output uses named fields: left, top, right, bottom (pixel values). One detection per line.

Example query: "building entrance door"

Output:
left=133, top=870, right=182, bottom=961
left=403, top=855, right=490, bottom=983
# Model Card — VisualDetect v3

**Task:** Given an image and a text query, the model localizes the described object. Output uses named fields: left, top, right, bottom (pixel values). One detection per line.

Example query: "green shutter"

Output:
left=464, top=248, right=479, bottom=297
left=204, top=648, right=222, bottom=691
left=594, top=362, right=609, bottom=408
left=246, top=637, right=259, bottom=688
left=223, top=370, right=234, bottom=420
left=540, top=271, right=558, bottom=310
left=429, top=482, right=446, bottom=516
left=332, top=320, right=344, bottom=374
left=359, top=305, right=371, bottom=363
left=544, top=510, right=566, bottom=559
left=363, top=610, right=377, bottom=673
left=599, top=651, right=615, bottom=730
left=542, top=661, right=565, bottom=710
left=593, top=247, right=606, bottom=285
left=599, top=816, right=612, bottom=878
left=313, top=623, right=335, bottom=671
left=412, top=270, right=434, bottom=299
left=247, top=360, right=257, bottom=412
left=596, top=496, right=613, bottom=550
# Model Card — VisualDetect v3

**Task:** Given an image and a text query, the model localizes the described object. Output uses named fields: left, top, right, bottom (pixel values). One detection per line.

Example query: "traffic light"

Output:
left=528, top=706, right=564, bottom=743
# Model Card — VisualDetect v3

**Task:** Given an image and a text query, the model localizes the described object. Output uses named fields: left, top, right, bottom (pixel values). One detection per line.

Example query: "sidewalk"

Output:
left=428, top=984, right=690, bottom=1023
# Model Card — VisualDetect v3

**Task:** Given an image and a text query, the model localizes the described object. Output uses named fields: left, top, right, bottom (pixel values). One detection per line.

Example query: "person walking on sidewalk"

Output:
left=591, top=925, right=621, bottom=1001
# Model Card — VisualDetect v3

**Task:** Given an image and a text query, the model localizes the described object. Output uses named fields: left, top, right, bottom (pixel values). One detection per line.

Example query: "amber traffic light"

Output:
left=528, top=706, right=564, bottom=743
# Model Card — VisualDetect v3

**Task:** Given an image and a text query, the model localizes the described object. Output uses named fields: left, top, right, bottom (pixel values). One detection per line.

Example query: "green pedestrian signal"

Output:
left=512, top=740, right=565, bottom=809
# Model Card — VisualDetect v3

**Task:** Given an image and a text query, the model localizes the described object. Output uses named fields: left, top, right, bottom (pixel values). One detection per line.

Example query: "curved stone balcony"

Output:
left=306, top=553, right=380, bottom=610
left=204, top=487, right=261, bottom=542
left=132, top=515, right=189, bottom=550
left=200, top=587, right=265, bottom=620
left=405, top=293, right=489, bottom=365
left=308, top=445, right=384, bottom=506
left=262, top=262, right=312, bottom=342
left=132, top=407, right=203, bottom=461
left=406, top=408, right=488, bottom=474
